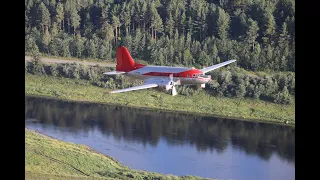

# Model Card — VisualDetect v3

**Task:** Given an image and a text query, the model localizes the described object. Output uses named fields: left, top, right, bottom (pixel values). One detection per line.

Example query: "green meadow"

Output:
left=25, top=74, right=295, bottom=124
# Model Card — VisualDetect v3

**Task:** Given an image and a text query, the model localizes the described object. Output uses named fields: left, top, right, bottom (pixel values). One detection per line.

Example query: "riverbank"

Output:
left=25, top=74, right=295, bottom=125
left=25, top=128, right=207, bottom=180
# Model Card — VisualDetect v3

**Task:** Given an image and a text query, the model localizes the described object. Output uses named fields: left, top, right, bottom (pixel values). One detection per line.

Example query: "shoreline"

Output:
left=25, top=94, right=294, bottom=127
left=25, top=128, right=124, bottom=166
left=25, top=128, right=208, bottom=179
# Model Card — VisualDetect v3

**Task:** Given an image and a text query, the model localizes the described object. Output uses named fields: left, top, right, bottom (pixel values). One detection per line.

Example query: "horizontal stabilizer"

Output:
left=104, top=84, right=158, bottom=94
left=200, top=59, right=236, bottom=73
left=103, top=71, right=126, bottom=75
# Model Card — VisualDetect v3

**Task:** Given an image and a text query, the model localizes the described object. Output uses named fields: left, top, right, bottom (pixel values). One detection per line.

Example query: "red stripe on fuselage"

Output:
left=142, top=69, right=203, bottom=78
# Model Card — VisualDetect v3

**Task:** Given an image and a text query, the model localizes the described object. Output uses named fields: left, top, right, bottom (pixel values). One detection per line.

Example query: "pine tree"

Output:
left=245, top=18, right=259, bottom=51
left=41, top=28, right=51, bottom=55
left=111, top=16, right=120, bottom=44
left=277, top=22, right=290, bottom=71
left=121, top=3, right=131, bottom=35
left=64, top=1, right=74, bottom=34
left=165, top=12, right=174, bottom=38
left=56, top=2, right=64, bottom=31
left=76, top=37, right=85, bottom=58
left=152, top=12, right=163, bottom=41
left=39, top=2, right=51, bottom=32
left=70, top=8, right=80, bottom=35
left=216, top=7, right=230, bottom=40
left=262, top=11, right=276, bottom=44
left=185, top=32, right=192, bottom=49
left=50, top=22, right=58, bottom=38
left=183, top=49, right=193, bottom=66
left=180, top=11, right=186, bottom=36
left=212, top=43, right=218, bottom=64
left=187, top=16, right=193, bottom=36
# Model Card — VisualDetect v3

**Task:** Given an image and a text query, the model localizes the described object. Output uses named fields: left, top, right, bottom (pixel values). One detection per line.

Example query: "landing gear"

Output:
left=168, top=86, right=178, bottom=96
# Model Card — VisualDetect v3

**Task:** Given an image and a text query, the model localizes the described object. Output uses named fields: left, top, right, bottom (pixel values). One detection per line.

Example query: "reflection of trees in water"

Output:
left=25, top=96, right=295, bottom=163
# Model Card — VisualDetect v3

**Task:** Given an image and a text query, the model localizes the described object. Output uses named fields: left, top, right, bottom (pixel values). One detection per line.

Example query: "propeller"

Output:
left=169, top=74, right=181, bottom=86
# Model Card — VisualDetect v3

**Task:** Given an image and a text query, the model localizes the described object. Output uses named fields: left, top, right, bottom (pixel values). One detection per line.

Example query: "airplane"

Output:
left=103, top=46, right=236, bottom=96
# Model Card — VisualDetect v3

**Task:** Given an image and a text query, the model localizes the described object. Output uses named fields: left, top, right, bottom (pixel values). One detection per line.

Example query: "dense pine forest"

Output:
left=25, top=0, right=295, bottom=72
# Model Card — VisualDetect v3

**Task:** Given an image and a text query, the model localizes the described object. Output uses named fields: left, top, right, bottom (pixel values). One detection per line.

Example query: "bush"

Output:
left=79, top=64, right=89, bottom=80
left=62, top=64, right=71, bottom=77
left=50, top=64, right=58, bottom=77
left=72, top=63, right=81, bottom=79
left=88, top=68, right=99, bottom=82
left=235, top=83, right=246, bottom=98
left=29, top=54, right=45, bottom=75
left=272, top=86, right=292, bottom=104
left=179, top=86, right=197, bottom=96
left=246, top=84, right=255, bottom=98
left=25, top=63, right=295, bottom=104
left=253, top=85, right=262, bottom=99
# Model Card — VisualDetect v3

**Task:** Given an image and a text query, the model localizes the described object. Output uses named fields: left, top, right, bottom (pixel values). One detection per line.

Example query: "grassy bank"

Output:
left=25, top=74, right=295, bottom=124
left=25, top=128, right=206, bottom=180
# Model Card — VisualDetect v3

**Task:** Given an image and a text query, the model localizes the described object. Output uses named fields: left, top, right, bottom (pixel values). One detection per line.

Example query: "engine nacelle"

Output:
left=148, top=78, right=180, bottom=91
left=157, top=80, right=175, bottom=91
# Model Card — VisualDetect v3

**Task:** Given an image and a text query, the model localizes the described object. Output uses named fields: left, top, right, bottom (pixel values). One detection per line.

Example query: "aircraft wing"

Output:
left=200, top=59, right=236, bottom=73
left=103, top=71, right=126, bottom=75
left=105, top=83, right=158, bottom=94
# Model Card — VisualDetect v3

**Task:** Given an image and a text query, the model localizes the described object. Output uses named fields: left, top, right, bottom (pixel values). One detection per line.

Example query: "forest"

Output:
left=25, top=0, right=295, bottom=72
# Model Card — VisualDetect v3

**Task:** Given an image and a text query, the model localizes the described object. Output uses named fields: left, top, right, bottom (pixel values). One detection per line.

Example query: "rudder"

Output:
left=116, top=46, right=136, bottom=72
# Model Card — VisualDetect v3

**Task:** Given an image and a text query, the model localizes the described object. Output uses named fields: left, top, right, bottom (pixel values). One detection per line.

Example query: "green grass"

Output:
left=25, top=74, right=295, bottom=125
left=25, top=128, right=208, bottom=180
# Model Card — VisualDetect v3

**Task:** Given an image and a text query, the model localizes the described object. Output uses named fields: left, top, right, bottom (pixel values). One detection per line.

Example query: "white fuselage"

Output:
left=124, top=66, right=211, bottom=85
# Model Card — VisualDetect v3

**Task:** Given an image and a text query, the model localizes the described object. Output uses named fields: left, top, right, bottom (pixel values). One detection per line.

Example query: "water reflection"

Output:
left=25, top=96, right=295, bottom=164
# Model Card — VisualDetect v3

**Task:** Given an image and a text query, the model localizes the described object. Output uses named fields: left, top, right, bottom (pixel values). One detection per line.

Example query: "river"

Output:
left=25, top=96, right=295, bottom=180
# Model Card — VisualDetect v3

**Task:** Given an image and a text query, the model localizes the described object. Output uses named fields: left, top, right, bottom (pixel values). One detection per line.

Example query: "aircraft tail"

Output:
left=116, top=46, right=145, bottom=72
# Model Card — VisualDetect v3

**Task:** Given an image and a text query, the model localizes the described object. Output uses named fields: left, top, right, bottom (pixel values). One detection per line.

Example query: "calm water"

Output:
left=25, top=96, right=295, bottom=180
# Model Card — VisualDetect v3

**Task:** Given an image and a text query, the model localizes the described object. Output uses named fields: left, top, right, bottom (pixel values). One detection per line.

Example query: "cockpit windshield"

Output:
left=192, top=74, right=202, bottom=78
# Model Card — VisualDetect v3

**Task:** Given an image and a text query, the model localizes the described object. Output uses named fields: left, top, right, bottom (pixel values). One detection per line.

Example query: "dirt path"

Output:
left=25, top=56, right=116, bottom=68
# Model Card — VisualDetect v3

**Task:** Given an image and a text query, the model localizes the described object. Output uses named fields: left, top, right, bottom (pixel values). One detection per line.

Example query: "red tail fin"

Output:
left=116, top=46, right=145, bottom=72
